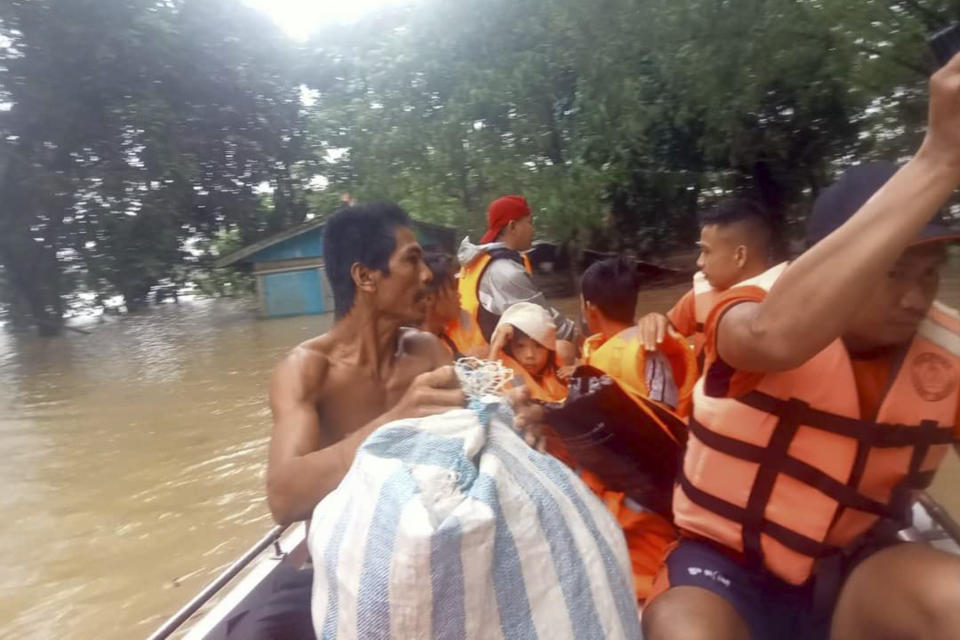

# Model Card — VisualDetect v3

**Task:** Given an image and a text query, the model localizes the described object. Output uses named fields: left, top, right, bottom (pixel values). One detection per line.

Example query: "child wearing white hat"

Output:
left=488, top=302, right=568, bottom=403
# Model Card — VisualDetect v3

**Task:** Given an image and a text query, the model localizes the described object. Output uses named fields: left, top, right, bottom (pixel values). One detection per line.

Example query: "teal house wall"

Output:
left=216, top=217, right=457, bottom=318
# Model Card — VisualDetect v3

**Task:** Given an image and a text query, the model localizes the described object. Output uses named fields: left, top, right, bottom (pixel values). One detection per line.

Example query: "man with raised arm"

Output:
left=643, top=58, right=960, bottom=640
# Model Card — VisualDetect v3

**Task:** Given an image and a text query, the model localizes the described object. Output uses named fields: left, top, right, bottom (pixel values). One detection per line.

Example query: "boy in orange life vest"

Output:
left=488, top=302, right=568, bottom=403
left=637, top=198, right=775, bottom=362
left=419, top=252, right=487, bottom=359
left=643, top=57, right=960, bottom=640
left=581, top=257, right=698, bottom=416
left=578, top=257, right=699, bottom=601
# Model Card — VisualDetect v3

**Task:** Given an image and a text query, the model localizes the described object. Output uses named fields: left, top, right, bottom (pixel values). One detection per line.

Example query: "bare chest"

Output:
left=314, top=359, right=426, bottom=442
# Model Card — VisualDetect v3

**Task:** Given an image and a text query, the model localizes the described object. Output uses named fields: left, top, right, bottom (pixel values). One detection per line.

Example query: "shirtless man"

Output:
left=226, top=204, right=465, bottom=638
left=266, top=202, right=465, bottom=525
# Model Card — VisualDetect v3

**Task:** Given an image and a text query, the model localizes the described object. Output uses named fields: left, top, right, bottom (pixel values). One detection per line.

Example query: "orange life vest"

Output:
left=543, top=348, right=683, bottom=602
left=690, top=270, right=718, bottom=367
left=500, top=352, right=568, bottom=403
left=583, top=327, right=698, bottom=417
left=587, top=477, right=676, bottom=602
left=440, top=310, right=485, bottom=359
left=458, top=248, right=533, bottom=344
left=558, top=328, right=692, bottom=601
left=674, top=263, right=960, bottom=586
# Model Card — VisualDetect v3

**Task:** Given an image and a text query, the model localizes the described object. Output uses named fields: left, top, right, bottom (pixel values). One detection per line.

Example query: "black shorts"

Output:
left=654, top=538, right=832, bottom=640
left=225, top=565, right=314, bottom=639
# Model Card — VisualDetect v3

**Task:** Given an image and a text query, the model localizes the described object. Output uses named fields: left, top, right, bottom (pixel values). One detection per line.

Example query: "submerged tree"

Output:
left=0, top=0, right=313, bottom=330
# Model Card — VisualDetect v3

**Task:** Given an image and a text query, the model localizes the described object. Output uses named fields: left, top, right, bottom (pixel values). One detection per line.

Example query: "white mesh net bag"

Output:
left=308, top=358, right=640, bottom=639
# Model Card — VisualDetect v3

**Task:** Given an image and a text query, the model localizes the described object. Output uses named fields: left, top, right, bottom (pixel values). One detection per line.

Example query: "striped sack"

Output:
left=308, top=400, right=641, bottom=640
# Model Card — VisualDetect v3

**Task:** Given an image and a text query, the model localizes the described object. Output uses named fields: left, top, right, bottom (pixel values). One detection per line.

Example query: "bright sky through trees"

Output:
left=244, top=0, right=417, bottom=39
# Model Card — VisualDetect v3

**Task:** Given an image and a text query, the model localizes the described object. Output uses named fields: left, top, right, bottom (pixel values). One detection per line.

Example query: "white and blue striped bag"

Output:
left=308, top=400, right=641, bottom=640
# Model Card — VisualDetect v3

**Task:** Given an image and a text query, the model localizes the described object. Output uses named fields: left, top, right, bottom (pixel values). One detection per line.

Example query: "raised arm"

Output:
left=718, top=56, right=960, bottom=373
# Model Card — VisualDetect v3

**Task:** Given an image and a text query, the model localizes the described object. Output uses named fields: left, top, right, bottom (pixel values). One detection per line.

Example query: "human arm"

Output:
left=555, top=339, right=577, bottom=365
left=638, top=290, right=695, bottom=351
left=266, top=352, right=464, bottom=524
left=637, top=313, right=670, bottom=351
left=666, top=290, right=697, bottom=336
left=717, top=58, right=960, bottom=372
left=506, top=385, right=549, bottom=450
left=488, top=323, right=514, bottom=360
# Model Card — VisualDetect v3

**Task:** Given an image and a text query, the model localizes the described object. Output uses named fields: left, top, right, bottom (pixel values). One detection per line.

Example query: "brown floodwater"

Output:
left=1, top=257, right=958, bottom=639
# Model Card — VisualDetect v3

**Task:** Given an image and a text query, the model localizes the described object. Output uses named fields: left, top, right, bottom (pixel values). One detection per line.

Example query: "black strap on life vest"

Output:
left=694, top=321, right=706, bottom=369
left=737, top=391, right=955, bottom=448
left=475, top=248, right=526, bottom=343
left=681, top=389, right=955, bottom=569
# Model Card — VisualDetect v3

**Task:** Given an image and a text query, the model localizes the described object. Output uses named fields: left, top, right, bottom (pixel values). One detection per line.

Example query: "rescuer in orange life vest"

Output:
left=418, top=252, right=487, bottom=359
left=457, top=196, right=578, bottom=361
left=642, top=58, right=960, bottom=640
left=574, top=256, right=698, bottom=601
left=636, top=198, right=777, bottom=366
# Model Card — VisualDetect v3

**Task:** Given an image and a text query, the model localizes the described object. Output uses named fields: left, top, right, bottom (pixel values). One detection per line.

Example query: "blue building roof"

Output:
left=215, top=216, right=457, bottom=268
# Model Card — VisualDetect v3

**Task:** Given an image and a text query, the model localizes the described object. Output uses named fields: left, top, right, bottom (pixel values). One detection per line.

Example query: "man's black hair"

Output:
left=323, top=202, right=412, bottom=319
left=581, top=257, right=640, bottom=325
left=700, top=197, right=778, bottom=259
left=423, top=252, right=457, bottom=292
left=699, top=197, right=770, bottom=229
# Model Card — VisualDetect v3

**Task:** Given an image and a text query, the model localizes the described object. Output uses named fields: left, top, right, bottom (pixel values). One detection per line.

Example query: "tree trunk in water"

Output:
left=3, top=287, right=36, bottom=331
left=0, top=241, right=66, bottom=337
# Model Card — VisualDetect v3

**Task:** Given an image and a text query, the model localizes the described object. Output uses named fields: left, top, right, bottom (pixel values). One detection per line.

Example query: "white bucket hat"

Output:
left=495, top=302, right=557, bottom=352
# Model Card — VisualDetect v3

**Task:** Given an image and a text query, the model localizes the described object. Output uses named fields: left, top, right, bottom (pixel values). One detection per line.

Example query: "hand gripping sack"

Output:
left=308, top=400, right=641, bottom=640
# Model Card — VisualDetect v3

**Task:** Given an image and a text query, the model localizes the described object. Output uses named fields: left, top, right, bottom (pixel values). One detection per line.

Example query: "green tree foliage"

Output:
left=0, top=0, right=956, bottom=333
left=301, top=0, right=956, bottom=255
left=0, top=0, right=313, bottom=329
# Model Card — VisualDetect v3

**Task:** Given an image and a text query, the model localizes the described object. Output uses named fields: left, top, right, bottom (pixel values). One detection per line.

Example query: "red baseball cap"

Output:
left=480, top=195, right=532, bottom=244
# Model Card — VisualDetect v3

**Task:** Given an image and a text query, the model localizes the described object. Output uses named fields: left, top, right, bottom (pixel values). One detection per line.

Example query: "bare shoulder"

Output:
left=399, top=327, right=452, bottom=366
left=270, top=334, right=334, bottom=401
left=399, top=326, right=438, bottom=349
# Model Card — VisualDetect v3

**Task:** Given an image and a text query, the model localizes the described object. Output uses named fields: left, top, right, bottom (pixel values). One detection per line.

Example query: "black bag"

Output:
left=542, top=365, right=687, bottom=518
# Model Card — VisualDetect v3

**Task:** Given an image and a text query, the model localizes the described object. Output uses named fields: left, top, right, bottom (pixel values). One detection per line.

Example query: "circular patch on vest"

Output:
left=910, top=352, right=958, bottom=402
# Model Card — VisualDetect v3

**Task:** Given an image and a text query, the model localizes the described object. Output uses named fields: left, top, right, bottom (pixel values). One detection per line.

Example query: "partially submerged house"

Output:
left=216, top=216, right=457, bottom=318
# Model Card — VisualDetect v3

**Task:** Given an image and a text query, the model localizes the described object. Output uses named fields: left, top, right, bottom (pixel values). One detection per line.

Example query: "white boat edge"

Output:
left=165, top=523, right=308, bottom=640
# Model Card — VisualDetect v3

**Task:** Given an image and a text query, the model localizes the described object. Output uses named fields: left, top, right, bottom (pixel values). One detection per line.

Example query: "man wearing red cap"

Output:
left=457, top=195, right=578, bottom=348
